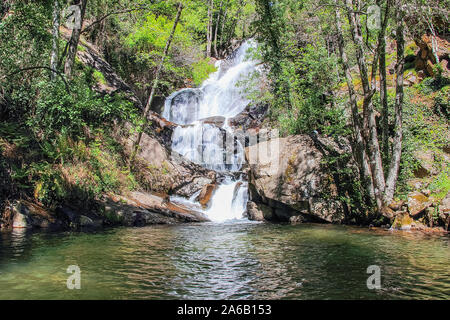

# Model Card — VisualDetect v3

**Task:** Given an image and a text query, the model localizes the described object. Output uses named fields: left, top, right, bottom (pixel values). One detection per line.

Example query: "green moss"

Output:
left=93, top=70, right=107, bottom=85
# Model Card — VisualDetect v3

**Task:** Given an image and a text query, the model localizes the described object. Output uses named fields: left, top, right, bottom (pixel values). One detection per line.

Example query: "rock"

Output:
left=309, top=199, right=345, bottom=222
left=232, top=182, right=243, bottom=204
left=381, top=206, right=396, bottom=219
left=289, top=215, right=306, bottom=224
left=10, top=200, right=64, bottom=230
left=79, top=215, right=94, bottom=227
left=246, top=201, right=273, bottom=221
left=414, top=34, right=450, bottom=78
left=391, top=212, right=415, bottom=230
left=413, top=149, right=437, bottom=178
left=407, top=191, right=432, bottom=217
left=228, top=103, right=269, bottom=130
left=440, top=191, right=450, bottom=213
left=199, top=116, right=226, bottom=127
left=103, top=191, right=209, bottom=227
left=388, top=200, right=404, bottom=211
left=439, top=192, right=450, bottom=230
left=246, top=201, right=265, bottom=221
left=196, top=184, right=217, bottom=208
left=246, top=134, right=350, bottom=223
left=12, top=208, right=30, bottom=229
left=114, top=122, right=218, bottom=198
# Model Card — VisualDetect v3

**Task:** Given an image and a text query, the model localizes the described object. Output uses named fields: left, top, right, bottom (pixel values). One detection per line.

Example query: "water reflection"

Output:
left=0, top=223, right=448, bottom=299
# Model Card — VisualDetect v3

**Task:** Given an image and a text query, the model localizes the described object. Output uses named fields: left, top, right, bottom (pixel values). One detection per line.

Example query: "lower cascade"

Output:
left=162, top=41, right=257, bottom=222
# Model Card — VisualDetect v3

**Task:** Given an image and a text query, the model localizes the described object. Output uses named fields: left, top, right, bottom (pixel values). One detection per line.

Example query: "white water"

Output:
left=163, top=41, right=258, bottom=222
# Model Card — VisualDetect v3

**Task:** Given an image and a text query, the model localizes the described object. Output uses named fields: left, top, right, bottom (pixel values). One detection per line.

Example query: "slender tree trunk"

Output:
left=377, top=0, right=390, bottom=165
left=64, top=0, right=88, bottom=78
left=334, top=1, right=375, bottom=199
left=213, top=0, right=223, bottom=57
left=206, top=0, right=214, bottom=57
left=50, top=0, right=60, bottom=80
left=130, top=2, right=184, bottom=164
left=219, top=0, right=229, bottom=53
left=345, top=0, right=386, bottom=211
left=384, top=2, right=405, bottom=203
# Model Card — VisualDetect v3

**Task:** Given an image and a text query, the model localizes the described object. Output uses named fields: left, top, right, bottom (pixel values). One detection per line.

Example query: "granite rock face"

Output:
left=245, top=134, right=348, bottom=223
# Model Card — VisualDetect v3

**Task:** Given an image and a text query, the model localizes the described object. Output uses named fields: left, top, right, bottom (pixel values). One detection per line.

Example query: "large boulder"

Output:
left=245, top=135, right=347, bottom=223
left=103, top=192, right=209, bottom=226
left=113, top=122, right=218, bottom=198
left=407, top=191, right=432, bottom=217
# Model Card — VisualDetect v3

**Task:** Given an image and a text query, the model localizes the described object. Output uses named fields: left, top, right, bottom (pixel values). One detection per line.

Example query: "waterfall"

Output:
left=162, top=40, right=258, bottom=222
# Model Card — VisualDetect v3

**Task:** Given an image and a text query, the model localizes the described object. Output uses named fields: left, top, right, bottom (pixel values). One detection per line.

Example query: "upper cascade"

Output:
left=162, top=40, right=258, bottom=126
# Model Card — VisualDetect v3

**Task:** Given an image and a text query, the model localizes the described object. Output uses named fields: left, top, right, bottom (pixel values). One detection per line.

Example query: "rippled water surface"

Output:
left=0, top=222, right=449, bottom=299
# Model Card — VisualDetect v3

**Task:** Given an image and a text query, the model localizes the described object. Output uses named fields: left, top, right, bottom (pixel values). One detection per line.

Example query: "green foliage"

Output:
left=191, top=58, right=217, bottom=86
left=396, top=88, right=449, bottom=194
left=27, top=78, right=136, bottom=140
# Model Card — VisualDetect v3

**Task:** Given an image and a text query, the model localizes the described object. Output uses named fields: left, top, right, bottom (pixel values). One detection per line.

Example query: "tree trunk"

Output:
left=214, top=0, right=223, bottom=57
left=334, top=1, right=375, bottom=199
left=379, top=0, right=390, bottom=164
left=64, top=0, right=88, bottom=78
left=345, top=0, right=386, bottom=211
left=50, top=0, right=60, bottom=80
left=219, top=0, right=229, bottom=53
left=384, top=2, right=405, bottom=203
left=130, top=2, right=184, bottom=164
left=206, top=0, right=214, bottom=57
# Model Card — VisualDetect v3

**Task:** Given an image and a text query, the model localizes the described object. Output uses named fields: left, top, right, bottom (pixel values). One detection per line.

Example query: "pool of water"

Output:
left=0, top=221, right=449, bottom=299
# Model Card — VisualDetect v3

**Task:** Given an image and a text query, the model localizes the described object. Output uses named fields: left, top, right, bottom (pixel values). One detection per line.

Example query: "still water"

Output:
left=0, top=221, right=449, bottom=299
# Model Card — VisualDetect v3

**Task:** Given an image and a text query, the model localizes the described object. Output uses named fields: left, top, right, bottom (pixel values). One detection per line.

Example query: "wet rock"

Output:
left=103, top=191, right=209, bottom=227
left=10, top=201, right=64, bottom=230
left=79, top=215, right=94, bottom=227
left=391, top=212, right=416, bottom=230
left=407, top=191, right=432, bottom=217
left=12, top=208, right=30, bottom=229
left=196, top=184, right=217, bottom=208
left=228, top=103, right=269, bottom=130
left=289, top=215, right=306, bottom=224
left=199, top=116, right=226, bottom=128
left=246, top=201, right=264, bottom=221
left=246, top=201, right=273, bottom=221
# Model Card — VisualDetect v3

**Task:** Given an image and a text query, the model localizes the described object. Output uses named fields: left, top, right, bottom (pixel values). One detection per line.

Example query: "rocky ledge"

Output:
left=1, top=191, right=208, bottom=231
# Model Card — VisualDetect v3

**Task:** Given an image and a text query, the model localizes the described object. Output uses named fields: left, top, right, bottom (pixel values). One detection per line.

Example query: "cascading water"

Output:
left=162, top=40, right=258, bottom=222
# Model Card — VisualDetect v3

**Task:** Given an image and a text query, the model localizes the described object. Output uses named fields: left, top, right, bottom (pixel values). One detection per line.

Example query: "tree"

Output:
left=384, top=0, right=405, bottom=203
left=50, top=0, right=60, bottom=80
left=130, top=2, right=184, bottom=165
left=206, top=0, right=214, bottom=57
left=64, top=0, right=88, bottom=78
